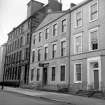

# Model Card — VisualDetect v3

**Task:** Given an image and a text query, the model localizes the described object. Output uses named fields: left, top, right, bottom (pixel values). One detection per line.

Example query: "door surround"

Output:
left=87, top=56, right=101, bottom=90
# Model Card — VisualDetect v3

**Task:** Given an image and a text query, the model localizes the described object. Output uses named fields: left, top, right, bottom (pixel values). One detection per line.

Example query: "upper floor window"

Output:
left=90, top=0, right=98, bottom=22
left=20, top=37, right=23, bottom=47
left=19, top=50, right=22, bottom=61
left=19, top=27, right=21, bottom=34
left=51, top=67, right=56, bottom=81
left=25, top=48, right=29, bottom=59
left=62, top=19, right=67, bottom=32
left=60, top=65, right=65, bottom=81
left=75, top=10, right=82, bottom=27
left=45, top=28, right=49, bottom=40
left=15, top=40, right=17, bottom=49
left=52, top=44, right=57, bottom=58
left=28, top=20, right=31, bottom=29
left=53, top=24, right=57, bottom=36
left=17, top=39, right=20, bottom=48
left=44, top=47, right=48, bottom=60
left=26, top=33, right=30, bottom=44
left=74, top=63, right=82, bottom=83
left=33, top=35, right=36, bottom=45
left=61, top=41, right=66, bottom=56
left=89, top=28, right=98, bottom=51
left=20, top=25, right=23, bottom=34
left=32, top=50, right=35, bottom=63
left=38, top=49, right=41, bottom=61
left=39, top=32, right=42, bottom=42
left=74, top=33, right=82, bottom=54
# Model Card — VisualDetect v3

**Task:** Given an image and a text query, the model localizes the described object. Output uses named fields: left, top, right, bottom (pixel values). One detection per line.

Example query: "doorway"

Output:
left=43, top=67, right=47, bottom=85
left=94, top=70, right=99, bottom=90
left=87, top=57, right=101, bottom=90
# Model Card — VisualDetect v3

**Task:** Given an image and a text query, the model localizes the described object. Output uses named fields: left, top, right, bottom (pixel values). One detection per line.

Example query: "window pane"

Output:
left=45, top=28, right=49, bottom=39
left=45, top=47, right=48, bottom=60
left=37, top=69, right=40, bottom=81
left=39, top=32, right=42, bottom=42
left=38, top=49, right=41, bottom=61
left=33, top=36, right=36, bottom=44
left=20, top=37, right=23, bottom=47
left=31, top=69, right=34, bottom=81
left=61, top=41, right=66, bottom=56
left=52, top=44, right=57, bottom=58
left=90, top=2, right=98, bottom=20
left=75, top=35, right=82, bottom=53
left=76, top=64, right=81, bottom=81
left=90, top=62, right=99, bottom=69
left=76, top=11, right=82, bottom=27
left=32, top=51, right=35, bottom=63
left=52, top=67, right=55, bottom=81
left=53, top=24, right=57, bottom=36
left=62, top=19, right=66, bottom=32
left=60, top=65, right=65, bottom=81
left=76, top=12, right=81, bottom=20
left=26, top=33, right=30, bottom=44
left=90, top=30, right=98, bottom=50
left=91, top=3, right=97, bottom=13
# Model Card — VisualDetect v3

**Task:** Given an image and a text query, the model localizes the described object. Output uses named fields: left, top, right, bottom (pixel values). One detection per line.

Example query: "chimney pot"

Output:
left=70, top=3, right=76, bottom=8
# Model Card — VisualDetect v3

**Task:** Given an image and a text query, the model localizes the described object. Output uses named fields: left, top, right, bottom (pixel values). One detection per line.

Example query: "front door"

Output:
left=43, top=68, right=47, bottom=85
left=94, top=70, right=99, bottom=90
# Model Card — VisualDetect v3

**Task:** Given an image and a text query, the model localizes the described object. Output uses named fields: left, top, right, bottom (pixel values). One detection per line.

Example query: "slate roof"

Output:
left=35, top=11, right=66, bottom=31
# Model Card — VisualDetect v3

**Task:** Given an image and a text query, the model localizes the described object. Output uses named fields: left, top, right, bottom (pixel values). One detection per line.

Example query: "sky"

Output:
left=0, top=0, right=84, bottom=46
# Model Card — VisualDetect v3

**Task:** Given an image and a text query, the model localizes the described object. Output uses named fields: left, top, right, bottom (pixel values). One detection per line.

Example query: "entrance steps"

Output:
left=40, top=85, right=58, bottom=91
left=75, top=90, right=105, bottom=98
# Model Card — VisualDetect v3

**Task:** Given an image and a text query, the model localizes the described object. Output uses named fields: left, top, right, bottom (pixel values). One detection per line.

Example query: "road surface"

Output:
left=0, top=91, right=71, bottom=105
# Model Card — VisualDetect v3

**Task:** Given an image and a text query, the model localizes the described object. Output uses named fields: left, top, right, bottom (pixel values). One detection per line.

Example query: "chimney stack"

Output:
left=70, top=3, right=76, bottom=9
left=47, top=0, right=62, bottom=12
left=27, top=0, right=44, bottom=18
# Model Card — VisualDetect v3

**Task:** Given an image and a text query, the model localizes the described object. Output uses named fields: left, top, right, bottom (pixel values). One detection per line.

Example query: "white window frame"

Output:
left=39, top=32, right=42, bottom=42
left=60, top=38, right=67, bottom=56
left=38, top=48, right=41, bottom=61
left=89, top=27, right=99, bottom=51
left=89, top=0, right=98, bottom=22
left=61, top=19, right=67, bottom=33
left=45, top=27, right=49, bottom=40
left=44, top=44, right=48, bottom=60
left=74, top=33, right=82, bottom=54
left=74, top=63, right=82, bottom=83
left=52, top=22, right=58, bottom=36
left=30, top=68, right=35, bottom=82
left=32, top=49, right=35, bottom=63
left=33, top=34, right=36, bottom=45
left=74, top=8, right=83, bottom=28
left=52, top=42, right=57, bottom=58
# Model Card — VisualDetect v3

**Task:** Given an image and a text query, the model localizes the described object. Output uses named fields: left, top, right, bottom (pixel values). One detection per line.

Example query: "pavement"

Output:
left=1, top=86, right=105, bottom=105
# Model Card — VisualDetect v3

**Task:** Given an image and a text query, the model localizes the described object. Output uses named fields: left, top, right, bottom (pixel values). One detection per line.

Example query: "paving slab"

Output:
left=3, top=87, right=105, bottom=105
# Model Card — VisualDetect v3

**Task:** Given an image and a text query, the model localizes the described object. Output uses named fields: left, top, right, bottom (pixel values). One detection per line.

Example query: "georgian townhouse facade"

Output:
left=29, top=11, right=70, bottom=90
left=4, top=0, right=62, bottom=87
left=70, top=0, right=105, bottom=92
left=0, top=44, right=6, bottom=84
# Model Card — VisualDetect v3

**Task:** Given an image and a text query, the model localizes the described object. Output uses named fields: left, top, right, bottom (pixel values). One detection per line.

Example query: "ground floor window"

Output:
left=36, top=69, right=40, bottom=81
left=74, top=63, right=82, bottom=83
left=31, top=69, right=34, bottom=81
left=51, top=67, right=56, bottom=81
left=60, top=65, right=65, bottom=81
